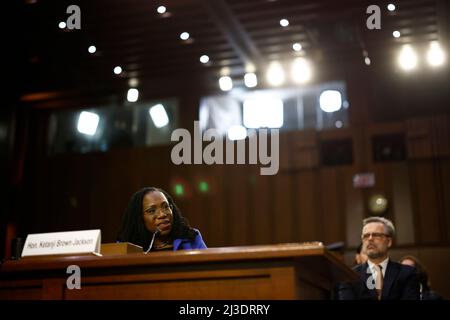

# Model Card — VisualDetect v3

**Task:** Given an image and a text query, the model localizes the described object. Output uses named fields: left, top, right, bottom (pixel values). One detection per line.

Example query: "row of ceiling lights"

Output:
left=58, top=3, right=445, bottom=100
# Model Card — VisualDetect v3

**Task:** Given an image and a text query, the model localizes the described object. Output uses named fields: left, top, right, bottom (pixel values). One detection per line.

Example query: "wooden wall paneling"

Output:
left=406, top=118, right=433, bottom=159
left=353, top=127, right=367, bottom=167
left=409, top=161, right=442, bottom=244
left=250, top=167, right=272, bottom=245
left=104, top=149, right=136, bottom=242
left=174, top=165, right=202, bottom=233
left=320, top=167, right=344, bottom=245
left=431, top=115, right=450, bottom=157
left=273, top=172, right=293, bottom=243
left=370, top=164, right=395, bottom=220
left=87, top=153, right=110, bottom=237
left=294, top=170, right=320, bottom=243
left=51, top=155, right=86, bottom=232
left=279, top=132, right=290, bottom=171
left=27, top=157, right=51, bottom=235
left=289, top=131, right=318, bottom=169
left=226, top=164, right=251, bottom=246
left=346, top=69, right=370, bottom=126
left=416, top=246, right=450, bottom=299
left=343, top=167, right=365, bottom=248
left=437, top=159, right=450, bottom=243
left=391, top=162, right=415, bottom=245
left=365, top=121, right=406, bottom=165
left=203, top=165, right=226, bottom=247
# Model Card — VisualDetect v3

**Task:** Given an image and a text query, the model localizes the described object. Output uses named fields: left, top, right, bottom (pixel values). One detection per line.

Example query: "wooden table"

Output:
left=0, top=243, right=357, bottom=299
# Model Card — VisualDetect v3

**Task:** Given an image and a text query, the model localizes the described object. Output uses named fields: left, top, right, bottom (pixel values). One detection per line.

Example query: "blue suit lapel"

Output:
left=381, top=260, right=399, bottom=300
left=358, top=263, right=378, bottom=300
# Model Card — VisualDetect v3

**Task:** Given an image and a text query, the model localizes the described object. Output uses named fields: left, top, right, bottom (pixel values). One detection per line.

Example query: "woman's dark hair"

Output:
left=356, top=243, right=363, bottom=254
left=399, top=255, right=431, bottom=291
left=117, top=187, right=196, bottom=249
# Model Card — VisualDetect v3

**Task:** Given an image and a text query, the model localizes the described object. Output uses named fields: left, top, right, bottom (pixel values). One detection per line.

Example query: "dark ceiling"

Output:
left=16, top=0, right=448, bottom=106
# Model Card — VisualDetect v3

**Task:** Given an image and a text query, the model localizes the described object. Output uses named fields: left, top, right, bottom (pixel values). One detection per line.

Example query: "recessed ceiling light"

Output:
left=292, top=43, right=302, bottom=51
left=387, top=4, right=396, bottom=12
left=113, top=66, right=122, bottom=75
left=200, top=55, right=210, bottom=64
left=280, top=19, right=289, bottom=27
left=127, top=88, right=139, bottom=102
left=180, top=32, right=190, bottom=40
left=157, top=6, right=166, bottom=14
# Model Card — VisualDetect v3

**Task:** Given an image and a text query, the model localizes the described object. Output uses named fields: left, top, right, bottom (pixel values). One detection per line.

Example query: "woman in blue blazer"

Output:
left=117, top=187, right=207, bottom=252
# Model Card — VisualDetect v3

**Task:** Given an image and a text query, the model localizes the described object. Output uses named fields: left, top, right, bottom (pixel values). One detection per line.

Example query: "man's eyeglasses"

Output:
left=144, top=203, right=173, bottom=216
left=361, top=232, right=390, bottom=241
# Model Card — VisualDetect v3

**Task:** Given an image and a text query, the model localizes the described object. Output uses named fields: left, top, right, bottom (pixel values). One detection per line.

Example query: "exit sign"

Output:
left=353, top=173, right=375, bottom=188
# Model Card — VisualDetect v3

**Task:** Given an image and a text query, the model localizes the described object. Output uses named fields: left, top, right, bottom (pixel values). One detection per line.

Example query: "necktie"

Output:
left=375, top=264, right=384, bottom=300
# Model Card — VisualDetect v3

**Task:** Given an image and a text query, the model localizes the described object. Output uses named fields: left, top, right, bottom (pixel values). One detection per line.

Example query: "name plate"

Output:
left=22, top=229, right=101, bottom=258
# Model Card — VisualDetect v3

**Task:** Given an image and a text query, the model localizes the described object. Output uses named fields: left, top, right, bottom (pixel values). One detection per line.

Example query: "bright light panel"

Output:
left=219, top=76, right=233, bottom=91
left=398, top=45, right=418, bottom=71
left=113, top=66, right=122, bottom=74
left=319, top=90, right=342, bottom=113
left=266, top=61, right=285, bottom=86
left=149, top=104, right=169, bottom=128
left=387, top=4, right=396, bottom=11
left=243, top=98, right=283, bottom=128
left=427, top=41, right=445, bottom=67
left=127, top=88, right=139, bottom=102
left=77, top=111, right=99, bottom=136
left=180, top=32, right=190, bottom=40
left=200, top=55, right=209, bottom=64
left=244, top=73, right=257, bottom=88
left=227, top=125, right=247, bottom=140
left=291, top=57, right=312, bottom=83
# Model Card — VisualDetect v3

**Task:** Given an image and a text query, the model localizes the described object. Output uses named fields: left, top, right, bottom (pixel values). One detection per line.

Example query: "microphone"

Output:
left=144, top=227, right=160, bottom=254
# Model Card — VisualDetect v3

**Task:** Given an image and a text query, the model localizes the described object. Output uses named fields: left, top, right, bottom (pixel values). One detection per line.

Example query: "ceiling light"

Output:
left=292, top=43, right=302, bottom=51
left=280, top=19, right=289, bottom=27
left=427, top=41, right=445, bottom=67
left=113, top=66, right=122, bottom=75
left=200, top=55, right=210, bottom=64
left=127, top=88, right=139, bottom=102
left=219, top=76, right=233, bottom=91
left=398, top=45, right=418, bottom=71
left=291, top=57, right=312, bottom=83
left=157, top=6, right=166, bottom=14
left=266, top=61, right=285, bottom=86
left=319, top=90, right=342, bottom=113
left=180, top=32, right=190, bottom=40
left=243, top=98, right=283, bottom=128
left=227, top=125, right=247, bottom=140
left=244, top=73, right=258, bottom=88
left=77, top=111, right=99, bottom=136
left=149, top=104, right=169, bottom=128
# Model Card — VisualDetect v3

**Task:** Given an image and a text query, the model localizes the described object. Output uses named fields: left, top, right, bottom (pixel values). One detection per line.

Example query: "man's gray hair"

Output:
left=363, top=216, right=396, bottom=237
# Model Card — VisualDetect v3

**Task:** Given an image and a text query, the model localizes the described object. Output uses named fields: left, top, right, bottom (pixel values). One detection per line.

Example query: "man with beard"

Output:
left=338, top=217, right=419, bottom=300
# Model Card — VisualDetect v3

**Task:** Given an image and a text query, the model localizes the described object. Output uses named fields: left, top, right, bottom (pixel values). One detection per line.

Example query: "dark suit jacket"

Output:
left=338, top=260, right=420, bottom=300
